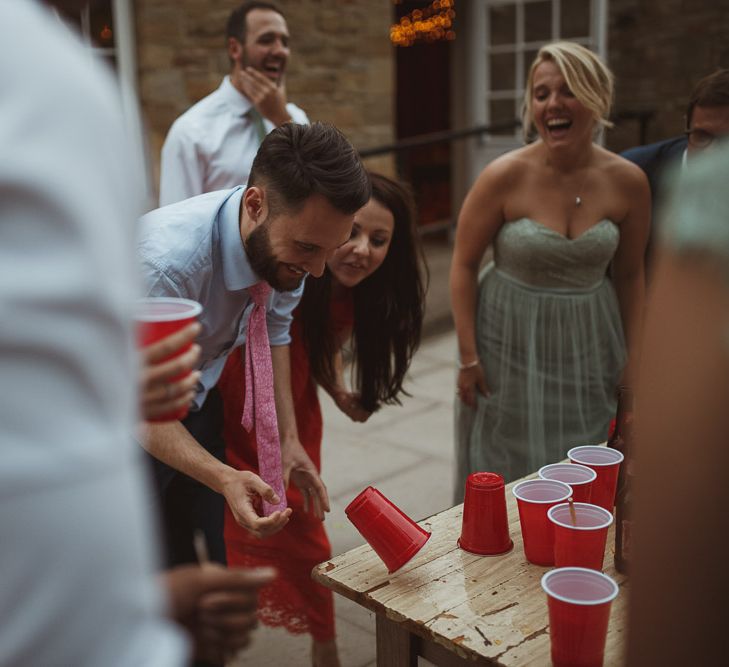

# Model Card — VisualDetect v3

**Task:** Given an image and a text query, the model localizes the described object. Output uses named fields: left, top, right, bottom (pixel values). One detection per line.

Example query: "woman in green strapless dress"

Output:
left=451, top=42, right=651, bottom=492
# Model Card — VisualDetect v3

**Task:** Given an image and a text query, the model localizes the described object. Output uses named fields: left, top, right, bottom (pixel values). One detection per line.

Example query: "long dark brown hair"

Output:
left=299, top=172, right=428, bottom=413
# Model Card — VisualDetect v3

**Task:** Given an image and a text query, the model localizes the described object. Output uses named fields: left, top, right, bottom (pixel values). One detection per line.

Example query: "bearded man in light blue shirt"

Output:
left=139, top=122, right=371, bottom=566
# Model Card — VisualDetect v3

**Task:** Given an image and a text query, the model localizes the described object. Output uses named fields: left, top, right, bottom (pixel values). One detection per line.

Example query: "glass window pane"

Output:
left=524, top=0, right=552, bottom=43
left=523, top=48, right=540, bottom=85
left=89, top=0, right=115, bottom=48
left=489, top=98, right=518, bottom=135
left=490, top=4, right=516, bottom=46
left=561, top=0, right=591, bottom=38
left=490, top=52, right=516, bottom=92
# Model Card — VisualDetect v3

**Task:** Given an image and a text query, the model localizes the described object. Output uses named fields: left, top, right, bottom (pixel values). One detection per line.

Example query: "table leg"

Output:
left=376, top=615, right=417, bottom=667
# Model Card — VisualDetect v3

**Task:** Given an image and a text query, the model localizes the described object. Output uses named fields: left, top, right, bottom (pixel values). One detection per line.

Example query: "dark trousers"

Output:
left=149, top=389, right=227, bottom=567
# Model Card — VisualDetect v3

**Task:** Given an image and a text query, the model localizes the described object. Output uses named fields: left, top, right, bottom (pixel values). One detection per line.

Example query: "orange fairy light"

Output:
left=389, top=0, right=456, bottom=47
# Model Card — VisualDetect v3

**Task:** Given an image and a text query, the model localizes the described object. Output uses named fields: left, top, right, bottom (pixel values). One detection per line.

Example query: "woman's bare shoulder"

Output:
left=478, top=145, right=534, bottom=186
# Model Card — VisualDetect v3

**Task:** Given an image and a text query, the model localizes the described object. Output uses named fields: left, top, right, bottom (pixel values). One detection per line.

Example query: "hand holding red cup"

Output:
left=136, top=297, right=202, bottom=422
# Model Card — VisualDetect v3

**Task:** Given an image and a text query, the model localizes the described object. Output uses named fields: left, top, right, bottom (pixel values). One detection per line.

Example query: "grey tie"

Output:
left=247, top=107, right=268, bottom=143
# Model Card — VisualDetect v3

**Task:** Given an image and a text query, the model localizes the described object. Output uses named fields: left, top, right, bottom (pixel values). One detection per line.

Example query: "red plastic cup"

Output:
left=135, top=297, right=202, bottom=422
left=539, top=463, right=597, bottom=504
left=512, top=479, right=571, bottom=566
left=567, top=446, right=624, bottom=511
left=458, top=472, right=513, bottom=555
left=345, top=487, right=431, bottom=574
left=542, top=567, right=619, bottom=667
left=548, top=503, right=614, bottom=571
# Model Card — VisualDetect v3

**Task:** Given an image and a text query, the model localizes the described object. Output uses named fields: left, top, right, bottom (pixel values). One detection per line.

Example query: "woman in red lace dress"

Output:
left=217, top=173, right=427, bottom=666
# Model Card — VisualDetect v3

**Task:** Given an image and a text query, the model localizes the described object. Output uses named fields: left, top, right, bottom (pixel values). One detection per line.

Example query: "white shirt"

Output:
left=159, top=76, right=309, bottom=205
left=0, top=2, right=186, bottom=664
left=138, top=187, right=305, bottom=411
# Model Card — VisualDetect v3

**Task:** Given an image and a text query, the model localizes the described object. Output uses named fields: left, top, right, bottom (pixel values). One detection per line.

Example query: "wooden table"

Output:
left=313, top=473, right=628, bottom=666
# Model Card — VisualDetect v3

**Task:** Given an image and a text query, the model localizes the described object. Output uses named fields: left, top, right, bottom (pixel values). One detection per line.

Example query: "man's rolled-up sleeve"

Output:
left=267, top=280, right=305, bottom=345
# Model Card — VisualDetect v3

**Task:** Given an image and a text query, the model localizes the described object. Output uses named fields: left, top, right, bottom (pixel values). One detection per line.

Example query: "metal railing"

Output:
left=358, top=120, right=522, bottom=158
left=357, top=112, right=655, bottom=236
left=358, top=120, right=522, bottom=236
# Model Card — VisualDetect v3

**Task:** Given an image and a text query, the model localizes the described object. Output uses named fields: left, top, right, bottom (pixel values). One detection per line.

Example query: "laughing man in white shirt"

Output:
left=159, top=1, right=309, bottom=206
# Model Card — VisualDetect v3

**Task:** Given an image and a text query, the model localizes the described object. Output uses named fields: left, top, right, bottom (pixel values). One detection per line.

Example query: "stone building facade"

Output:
left=606, top=0, right=729, bottom=152
left=126, top=0, right=728, bottom=210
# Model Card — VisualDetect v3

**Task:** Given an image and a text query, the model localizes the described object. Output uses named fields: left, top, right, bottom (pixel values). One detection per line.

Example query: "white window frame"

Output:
left=77, top=0, right=138, bottom=98
left=454, top=0, right=608, bottom=204
left=479, top=0, right=608, bottom=147
left=73, top=0, right=140, bottom=137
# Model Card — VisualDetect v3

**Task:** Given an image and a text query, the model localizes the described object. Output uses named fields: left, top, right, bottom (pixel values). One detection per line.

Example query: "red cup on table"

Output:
left=541, top=567, right=619, bottom=667
left=567, top=445, right=624, bottom=511
left=458, top=472, right=513, bottom=556
left=512, top=479, right=572, bottom=566
left=538, top=463, right=597, bottom=504
left=548, top=502, right=614, bottom=571
left=345, top=486, right=431, bottom=574
left=135, top=297, right=202, bottom=422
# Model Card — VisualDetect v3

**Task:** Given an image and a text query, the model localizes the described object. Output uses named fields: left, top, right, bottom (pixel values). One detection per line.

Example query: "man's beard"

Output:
left=244, top=224, right=304, bottom=292
left=237, top=50, right=283, bottom=87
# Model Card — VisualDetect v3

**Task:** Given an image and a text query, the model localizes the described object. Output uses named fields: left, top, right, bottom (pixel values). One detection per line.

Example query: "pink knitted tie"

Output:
left=242, top=282, right=287, bottom=515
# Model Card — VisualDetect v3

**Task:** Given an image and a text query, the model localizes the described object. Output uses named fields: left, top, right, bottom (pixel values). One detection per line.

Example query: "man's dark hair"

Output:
left=249, top=122, right=371, bottom=216
left=686, top=69, right=729, bottom=126
left=226, top=1, right=284, bottom=43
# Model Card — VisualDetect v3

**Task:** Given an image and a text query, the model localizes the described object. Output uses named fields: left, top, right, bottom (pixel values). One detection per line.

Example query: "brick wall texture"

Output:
left=606, top=0, right=729, bottom=152
left=134, top=0, right=395, bottom=190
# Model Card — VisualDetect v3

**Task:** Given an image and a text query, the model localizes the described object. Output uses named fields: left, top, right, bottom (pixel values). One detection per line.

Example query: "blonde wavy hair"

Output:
left=521, top=41, right=614, bottom=142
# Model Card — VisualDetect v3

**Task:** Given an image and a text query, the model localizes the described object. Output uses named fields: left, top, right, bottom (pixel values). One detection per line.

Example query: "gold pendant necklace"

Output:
left=575, top=195, right=582, bottom=206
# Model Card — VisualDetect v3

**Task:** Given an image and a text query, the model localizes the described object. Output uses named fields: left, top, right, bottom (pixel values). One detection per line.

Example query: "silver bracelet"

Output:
left=458, top=358, right=480, bottom=371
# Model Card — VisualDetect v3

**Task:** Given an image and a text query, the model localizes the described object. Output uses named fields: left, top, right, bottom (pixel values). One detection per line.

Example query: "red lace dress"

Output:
left=218, top=294, right=354, bottom=642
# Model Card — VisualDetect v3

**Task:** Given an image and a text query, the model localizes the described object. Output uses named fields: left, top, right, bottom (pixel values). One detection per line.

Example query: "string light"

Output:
left=99, top=24, right=113, bottom=42
left=390, top=0, right=456, bottom=47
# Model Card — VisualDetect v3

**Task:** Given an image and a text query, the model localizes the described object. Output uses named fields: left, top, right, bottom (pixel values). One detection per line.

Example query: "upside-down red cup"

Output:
left=458, top=472, right=513, bottom=555
left=345, top=487, right=431, bottom=574
left=548, top=503, right=614, bottom=571
left=512, top=479, right=572, bottom=566
left=567, top=446, right=624, bottom=511
left=135, top=297, right=202, bottom=422
left=541, top=567, right=619, bottom=667
left=539, top=463, right=597, bottom=504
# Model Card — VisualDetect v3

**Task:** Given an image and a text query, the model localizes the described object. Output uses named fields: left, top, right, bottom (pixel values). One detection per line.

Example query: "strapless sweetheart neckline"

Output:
left=506, top=217, right=616, bottom=242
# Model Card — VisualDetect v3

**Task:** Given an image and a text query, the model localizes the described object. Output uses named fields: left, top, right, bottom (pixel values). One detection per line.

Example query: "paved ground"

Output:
left=234, top=237, right=457, bottom=666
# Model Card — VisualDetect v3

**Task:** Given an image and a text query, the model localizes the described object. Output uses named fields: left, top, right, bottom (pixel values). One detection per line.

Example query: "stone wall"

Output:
left=606, top=0, right=729, bottom=152
left=134, top=0, right=395, bottom=193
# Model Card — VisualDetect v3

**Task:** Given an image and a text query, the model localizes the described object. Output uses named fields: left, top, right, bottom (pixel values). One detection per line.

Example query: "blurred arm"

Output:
left=627, top=248, right=729, bottom=666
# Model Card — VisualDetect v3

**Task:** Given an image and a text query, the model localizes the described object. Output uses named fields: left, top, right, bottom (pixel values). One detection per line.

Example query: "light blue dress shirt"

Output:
left=138, top=186, right=304, bottom=410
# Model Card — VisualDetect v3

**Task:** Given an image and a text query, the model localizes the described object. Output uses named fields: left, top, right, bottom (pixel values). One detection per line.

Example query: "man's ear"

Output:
left=228, top=37, right=243, bottom=64
left=243, top=186, right=268, bottom=227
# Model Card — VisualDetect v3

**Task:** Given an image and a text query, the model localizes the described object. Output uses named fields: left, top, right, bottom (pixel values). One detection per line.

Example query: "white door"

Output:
left=457, top=0, right=607, bottom=198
